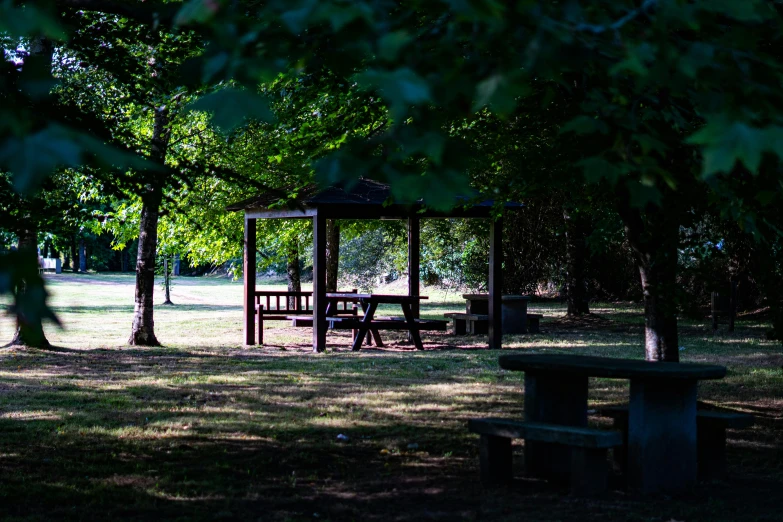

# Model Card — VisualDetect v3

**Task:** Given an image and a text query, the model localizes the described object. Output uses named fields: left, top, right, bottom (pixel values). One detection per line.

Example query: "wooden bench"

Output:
left=712, top=285, right=737, bottom=332
left=596, top=405, right=754, bottom=479
left=325, top=316, right=448, bottom=331
left=444, top=312, right=488, bottom=334
left=527, top=313, right=543, bottom=333
left=468, top=418, right=623, bottom=495
left=444, top=312, right=542, bottom=335
left=255, top=289, right=358, bottom=345
left=38, top=258, right=62, bottom=274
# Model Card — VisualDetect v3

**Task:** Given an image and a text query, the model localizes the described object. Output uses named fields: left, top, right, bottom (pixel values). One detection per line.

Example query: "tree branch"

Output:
left=55, top=0, right=179, bottom=26
left=574, top=0, right=657, bottom=35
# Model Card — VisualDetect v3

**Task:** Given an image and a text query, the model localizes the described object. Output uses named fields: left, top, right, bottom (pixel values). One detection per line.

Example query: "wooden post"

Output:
left=711, top=292, right=718, bottom=331
left=244, top=217, right=256, bottom=345
left=488, top=217, right=503, bottom=349
left=408, top=216, right=420, bottom=319
left=313, top=212, right=327, bottom=353
left=163, top=257, right=173, bottom=305
left=79, top=238, right=87, bottom=272
left=729, top=281, right=737, bottom=332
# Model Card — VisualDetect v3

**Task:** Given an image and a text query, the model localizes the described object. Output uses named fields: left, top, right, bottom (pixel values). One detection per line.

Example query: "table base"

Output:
left=524, top=373, right=588, bottom=481
left=628, top=379, right=698, bottom=493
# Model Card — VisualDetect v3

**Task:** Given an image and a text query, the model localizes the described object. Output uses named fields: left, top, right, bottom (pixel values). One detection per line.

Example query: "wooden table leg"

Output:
left=627, top=378, right=698, bottom=493
left=524, top=371, right=588, bottom=482
left=358, top=302, right=384, bottom=346
left=370, top=328, right=384, bottom=347
left=401, top=302, right=424, bottom=350
left=352, top=301, right=378, bottom=351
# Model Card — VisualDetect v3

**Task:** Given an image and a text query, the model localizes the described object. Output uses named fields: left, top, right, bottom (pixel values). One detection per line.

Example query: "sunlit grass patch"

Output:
left=0, top=273, right=782, bottom=520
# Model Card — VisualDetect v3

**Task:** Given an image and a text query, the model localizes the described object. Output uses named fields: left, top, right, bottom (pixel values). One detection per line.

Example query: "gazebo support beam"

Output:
left=313, top=211, right=327, bottom=352
left=489, top=216, right=503, bottom=349
left=244, top=217, right=257, bottom=345
left=408, top=216, right=420, bottom=319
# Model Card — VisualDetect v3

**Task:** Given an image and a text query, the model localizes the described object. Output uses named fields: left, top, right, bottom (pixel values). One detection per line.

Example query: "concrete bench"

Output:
left=596, top=405, right=754, bottom=479
left=444, top=312, right=488, bottom=334
left=468, top=418, right=623, bottom=495
left=444, top=312, right=542, bottom=335
left=526, top=313, right=543, bottom=333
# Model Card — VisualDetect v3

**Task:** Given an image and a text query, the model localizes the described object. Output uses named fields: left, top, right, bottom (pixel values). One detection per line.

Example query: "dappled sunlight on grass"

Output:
left=1, top=274, right=782, bottom=520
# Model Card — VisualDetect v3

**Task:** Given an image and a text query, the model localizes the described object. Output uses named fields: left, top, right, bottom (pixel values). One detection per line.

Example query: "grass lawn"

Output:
left=1, top=272, right=782, bottom=521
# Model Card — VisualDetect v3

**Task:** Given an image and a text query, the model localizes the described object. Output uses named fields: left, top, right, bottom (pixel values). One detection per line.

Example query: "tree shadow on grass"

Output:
left=2, top=341, right=783, bottom=521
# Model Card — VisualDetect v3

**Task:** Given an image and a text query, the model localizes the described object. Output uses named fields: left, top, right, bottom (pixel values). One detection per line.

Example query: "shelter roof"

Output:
left=226, top=178, right=521, bottom=219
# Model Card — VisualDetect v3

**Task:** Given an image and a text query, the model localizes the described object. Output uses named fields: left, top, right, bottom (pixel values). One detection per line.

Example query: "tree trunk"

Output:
left=163, top=257, right=173, bottom=305
left=129, top=189, right=163, bottom=345
left=72, top=235, right=80, bottom=273
left=129, top=105, right=170, bottom=346
left=325, top=219, right=340, bottom=292
left=63, top=248, right=71, bottom=270
left=618, top=199, right=680, bottom=362
left=11, top=225, right=50, bottom=348
left=563, top=208, right=590, bottom=316
left=79, top=238, right=86, bottom=272
left=287, top=244, right=301, bottom=309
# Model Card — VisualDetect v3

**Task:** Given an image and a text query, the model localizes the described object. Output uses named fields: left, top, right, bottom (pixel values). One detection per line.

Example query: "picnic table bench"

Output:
left=493, top=353, right=726, bottom=493
left=445, top=312, right=543, bottom=335
left=254, top=289, right=359, bottom=345
left=595, top=404, right=754, bottom=480
left=38, top=258, right=62, bottom=274
left=445, top=295, right=540, bottom=335
left=468, top=418, right=623, bottom=495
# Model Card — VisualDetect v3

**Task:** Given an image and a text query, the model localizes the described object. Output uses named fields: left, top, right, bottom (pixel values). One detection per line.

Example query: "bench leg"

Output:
left=611, top=416, right=629, bottom=473
left=570, top=447, right=609, bottom=496
left=698, top=425, right=727, bottom=480
left=370, top=328, right=384, bottom=347
left=473, top=320, right=489, bottom=335
left=479, top=435, right=513, bottom=485
left=524, top=373, right=589, bottom=482
left=453, top=318, right=466, bottom=335
left=527, top=318, right=540, bottom=334
left=257, top=314, right=263, bottom=345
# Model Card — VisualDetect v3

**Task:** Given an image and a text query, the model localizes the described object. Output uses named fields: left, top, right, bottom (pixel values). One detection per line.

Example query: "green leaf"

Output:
left=698, top=0, right=765, bottom=22
left=175, top=0, right=222, bottom=26
left=0, top=126, right=82, bottom=194
left=355, top=68, right=431, bottom=120
left=377, top=31, right=411, bottom=61
left=688, top=120, right=766, bottom=177
left=18, top=54, right=57, bottom=99
left=281, top=4, right=316, bottom=33
left=0, top=125, right=159, bottom=194
left=560, top=115, right=608, bottom=135
left=626, top=180, right=662, bottom=208
left=578, top=157, right=621, bottom=184
left=473, top=75, right=518, bottom=115
left=190, top=88, right=274, bottom=132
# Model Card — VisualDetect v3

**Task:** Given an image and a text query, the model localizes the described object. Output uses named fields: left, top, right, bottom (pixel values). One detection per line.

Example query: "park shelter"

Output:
left=227, top=179, right=521, bottom=352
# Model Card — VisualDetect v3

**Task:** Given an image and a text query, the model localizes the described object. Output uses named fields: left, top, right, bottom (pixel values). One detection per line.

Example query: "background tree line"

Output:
left=2, top=0, right=782, bottom=362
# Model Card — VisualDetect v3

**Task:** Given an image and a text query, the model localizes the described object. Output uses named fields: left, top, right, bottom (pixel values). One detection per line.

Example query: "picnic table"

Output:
left=463, top=294, right=531, bottom=334
left=324, top=293, right=445, bottom=351
left=498, top=353, right=727, bottom=493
